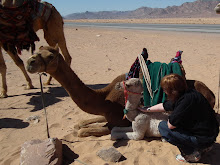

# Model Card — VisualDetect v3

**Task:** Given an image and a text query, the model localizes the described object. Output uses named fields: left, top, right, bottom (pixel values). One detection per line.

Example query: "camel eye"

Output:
left=125, top=84, right=131, bottom=88
left=16, top=15, right=23, bottom=20
left=48, top=54, right=54, bottom=60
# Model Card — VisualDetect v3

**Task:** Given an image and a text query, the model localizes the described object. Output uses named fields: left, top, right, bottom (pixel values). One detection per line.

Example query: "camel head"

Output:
left=116, top=78, right=143, bottom=115
left=26, top=45, right=61, bottom=74
left=115, top=78, right=143, bottom=94
left=214, top=3, right=220, bottom=14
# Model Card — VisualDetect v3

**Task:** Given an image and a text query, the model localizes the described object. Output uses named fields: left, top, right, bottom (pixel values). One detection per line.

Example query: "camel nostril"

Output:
left=30, top=60, right=35, bottom=65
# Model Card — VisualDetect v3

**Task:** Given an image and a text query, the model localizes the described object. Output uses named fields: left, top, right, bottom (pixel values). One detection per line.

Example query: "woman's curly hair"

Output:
left=160, top=73, right=188, bottom=102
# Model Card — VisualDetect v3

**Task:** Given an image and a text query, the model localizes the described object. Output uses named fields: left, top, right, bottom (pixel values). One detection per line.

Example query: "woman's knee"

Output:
left=158, top=121, right=168, bottom=130
left=158, top=121, right=169, bottom=136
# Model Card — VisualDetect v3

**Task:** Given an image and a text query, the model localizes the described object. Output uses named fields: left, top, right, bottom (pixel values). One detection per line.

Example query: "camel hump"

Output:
left=0, top=0, right=27, bottom=8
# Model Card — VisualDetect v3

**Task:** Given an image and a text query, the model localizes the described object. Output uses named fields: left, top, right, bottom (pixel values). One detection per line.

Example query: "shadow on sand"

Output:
left=0, top=118, right=29, bottom=129
left=10, top=83, right=109, bottom=112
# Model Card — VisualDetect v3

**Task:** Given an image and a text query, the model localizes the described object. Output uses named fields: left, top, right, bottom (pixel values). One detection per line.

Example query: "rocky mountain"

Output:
left=65, top=0, right=220, bottom=19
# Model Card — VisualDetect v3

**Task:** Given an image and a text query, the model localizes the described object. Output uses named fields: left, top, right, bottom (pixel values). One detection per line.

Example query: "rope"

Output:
left=39, top=73, right=50, bottom=139
left=38, top=73, right=89, bottom=165
left=138, top=54, right=153, bottom=99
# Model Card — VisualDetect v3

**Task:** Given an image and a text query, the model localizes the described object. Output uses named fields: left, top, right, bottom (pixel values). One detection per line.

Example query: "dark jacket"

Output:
left=163, top=89, right=219, bottom=143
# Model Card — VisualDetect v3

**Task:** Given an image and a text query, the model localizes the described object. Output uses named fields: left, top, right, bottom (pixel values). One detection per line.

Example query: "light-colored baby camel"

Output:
left=26, top=45, right=215, bottom=137
left=214, top=3, right=220, bottom=14
left=0, top=0, right=71, bottom=98
left=111, top=78, right=168, bottom=140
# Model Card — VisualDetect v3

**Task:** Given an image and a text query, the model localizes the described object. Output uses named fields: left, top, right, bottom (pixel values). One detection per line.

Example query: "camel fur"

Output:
left=0, top=0, right=72, bottom=98
left=26, top=45, right=215, bottom=137
left=111, top=78, right=168, bottom=140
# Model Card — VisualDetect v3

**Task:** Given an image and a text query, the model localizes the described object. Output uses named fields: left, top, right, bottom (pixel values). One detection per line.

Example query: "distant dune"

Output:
left=65, top=0, right=220, bottom=20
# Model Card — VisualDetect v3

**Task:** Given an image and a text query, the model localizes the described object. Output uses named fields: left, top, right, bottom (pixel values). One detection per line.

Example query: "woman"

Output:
left=138, top=74, right=219, bottom=163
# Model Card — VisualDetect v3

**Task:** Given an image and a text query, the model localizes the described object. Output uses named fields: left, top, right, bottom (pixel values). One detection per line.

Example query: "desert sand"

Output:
left=0, top=23, right=220, bottom=165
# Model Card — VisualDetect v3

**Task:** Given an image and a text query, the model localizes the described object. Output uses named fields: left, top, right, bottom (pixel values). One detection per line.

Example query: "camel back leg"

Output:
left=6, top=50, right=34, bottom=90
left=42, top=7, right=71, bottom=85
left=0, top=48, right=7, bottom=98
left=43, top=7, right=71, bottom=65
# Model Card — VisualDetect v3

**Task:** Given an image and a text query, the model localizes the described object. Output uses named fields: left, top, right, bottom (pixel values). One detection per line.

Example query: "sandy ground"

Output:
left=0, top=24, right=220, bottom=165
left=65, top=18, right=220, bottom=24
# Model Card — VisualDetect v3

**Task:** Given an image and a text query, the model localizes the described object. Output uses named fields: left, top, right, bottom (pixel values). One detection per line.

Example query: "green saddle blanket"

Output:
left=143, top=60, right=182, bottom=107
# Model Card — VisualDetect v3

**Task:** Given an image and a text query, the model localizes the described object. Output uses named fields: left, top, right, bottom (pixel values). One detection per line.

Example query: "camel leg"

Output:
left=74, top=116, right=107, bottom=129
left=43, top=25, right=71, bottom=65
left=7, top=51, right=34, bottom=90
left=111, top=120, right=147, bottom=140
left=111, top=126, right=134, bottom=140
left=42, top=7, right=72, bottom=85
left=111, top=126, right=133, bottom=132
left=111, top=128, right=146, bottom=140
left=78, top=126, right=111, bottom=137
left=0, top=48, right=7, bottom=98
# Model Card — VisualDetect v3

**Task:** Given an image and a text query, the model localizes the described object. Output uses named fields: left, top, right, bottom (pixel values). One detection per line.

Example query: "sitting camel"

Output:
left=0, top=0, right=71, bottom=98
left=111, top=78, right=169, bottom=140
left=214, top=3, right=220, bottom=14
left=26, top=45, right=215, bottom=137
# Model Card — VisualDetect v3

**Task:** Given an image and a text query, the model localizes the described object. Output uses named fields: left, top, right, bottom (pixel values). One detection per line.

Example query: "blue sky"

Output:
left=46, top=0, right=196, bottom=16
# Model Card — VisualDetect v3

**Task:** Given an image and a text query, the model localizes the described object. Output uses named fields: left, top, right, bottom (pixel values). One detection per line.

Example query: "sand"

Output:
left=0, top=23, right=220, bottom=165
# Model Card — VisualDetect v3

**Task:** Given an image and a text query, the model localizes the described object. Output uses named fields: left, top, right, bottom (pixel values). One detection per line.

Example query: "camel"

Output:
left=0, top=0, right=71, bottom=98
left=111, top=78, right=169, bottom=140
left=214, top=3, right=220, bottom=14
left=26, top=45, right=215, bottom=137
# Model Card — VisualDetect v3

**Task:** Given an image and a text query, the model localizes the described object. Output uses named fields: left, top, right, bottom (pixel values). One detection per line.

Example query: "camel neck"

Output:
left=125, top=100, right=139, bottom=121
left=50, top=57, right=105, bottom=116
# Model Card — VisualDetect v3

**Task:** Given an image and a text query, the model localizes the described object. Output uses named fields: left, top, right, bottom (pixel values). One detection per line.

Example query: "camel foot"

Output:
left=25, top=84, right=34, bottom=90
left=0, top=93, right=8, bottom=98
left=43, top=82, right=52, bottom=86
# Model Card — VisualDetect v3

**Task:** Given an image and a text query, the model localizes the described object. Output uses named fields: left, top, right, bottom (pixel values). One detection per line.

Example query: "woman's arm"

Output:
left=138, top=103, right=166, bottom=113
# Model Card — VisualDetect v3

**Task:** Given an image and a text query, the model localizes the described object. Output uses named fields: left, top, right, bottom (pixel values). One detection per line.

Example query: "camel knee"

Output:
left=132, top=132, right=145, bottom=140
left=65, top=55, right=72, bottom=66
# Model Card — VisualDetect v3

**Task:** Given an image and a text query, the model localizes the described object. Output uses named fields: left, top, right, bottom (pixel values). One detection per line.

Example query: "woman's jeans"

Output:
left=158, top=121, right=213, bottom=155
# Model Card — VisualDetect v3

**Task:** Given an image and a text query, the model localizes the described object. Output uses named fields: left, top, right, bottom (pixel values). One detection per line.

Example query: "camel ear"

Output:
left=115, top=82, right=122, bottom=90
left=135, top=80, right=142, bottom=87
left=54, top=44, right=59, bottom=52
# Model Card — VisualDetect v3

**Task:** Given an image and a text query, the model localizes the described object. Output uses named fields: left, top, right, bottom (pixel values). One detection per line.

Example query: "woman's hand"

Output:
left=138, top=106, right=150, bottom=112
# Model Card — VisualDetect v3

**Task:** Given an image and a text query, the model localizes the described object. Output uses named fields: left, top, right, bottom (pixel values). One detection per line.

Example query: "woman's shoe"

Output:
left=176, top=154, right=187, bottom=163
left=176, top=151, right=201, bottom=163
